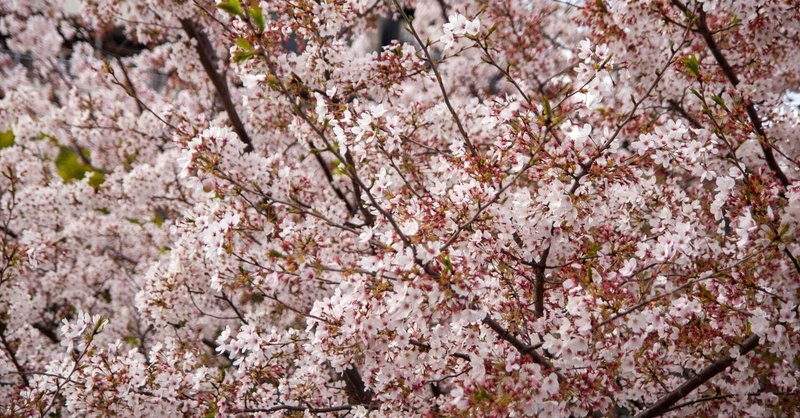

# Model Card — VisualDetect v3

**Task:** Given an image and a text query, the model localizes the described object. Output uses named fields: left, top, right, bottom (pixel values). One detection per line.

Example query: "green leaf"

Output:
left=442, top=255, right=452, bottom=273
left=55, top=147, right=90, bottom=182
left=248, top=5, right=265, bottom=32
left=596, top=0, right=607, bottom=11
left=216, top=0, right=243, bottom=16
left=232, top=37, right=257, bottom=62
left=586, top=241, right=601, bottom=257
left=473, top=389, right=492, bottom=402
left=542, top=96, right=552, bottom=119
left=152, top=210, right=165, bottom=227
left=38, top=132, right=58, bottom=144
left=54, top=146, right=105, bottom=190
left=681, top=54, right=700, bottom=78
left=88, top=171, right=105, bottom=190
left=125, top=217, right=144, bottom=226
left=711, top=94, right=729, bottom=111
left=0, top=129, right=14, bottom=149
left=234, top=37, right=252, bottom=51
left=232, top=49, right=258, bottom=63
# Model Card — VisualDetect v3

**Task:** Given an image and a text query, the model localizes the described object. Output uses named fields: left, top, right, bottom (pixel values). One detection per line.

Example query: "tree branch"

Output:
left=482, top=315, right=557, bottom=373
left=635, top=334, right=760, bottom=418
left=409, top=339, right=470, bottom=360
left=0, top=322, right=28, bottom=387
left=392, top=0, right=478, bottom=158
left=533, top=246, right=551, bottom=318
left=667, top=99, right=702, bottom=129
left=342, top=366, right=374, bottom=405
left=181, top=19, right=254, bottom=153
left=32, top=321, right=60, bottom=344
left=114, top=56, right=145, bottom=114
left=235, top=404, right=353, bottom=414
left=671, top=1, right=790, bottom=187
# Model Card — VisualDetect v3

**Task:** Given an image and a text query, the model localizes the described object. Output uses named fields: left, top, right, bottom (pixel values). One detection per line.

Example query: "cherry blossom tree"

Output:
left=0, top=0, right=798, bottom=416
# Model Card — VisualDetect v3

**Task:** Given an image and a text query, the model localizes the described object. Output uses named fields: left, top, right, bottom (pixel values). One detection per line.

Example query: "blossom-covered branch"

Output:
left=0, top=0, right=797, bottom=416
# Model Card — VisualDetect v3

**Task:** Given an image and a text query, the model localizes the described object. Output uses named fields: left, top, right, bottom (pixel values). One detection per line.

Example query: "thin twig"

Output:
left=392, top=0, right=478, bottom=157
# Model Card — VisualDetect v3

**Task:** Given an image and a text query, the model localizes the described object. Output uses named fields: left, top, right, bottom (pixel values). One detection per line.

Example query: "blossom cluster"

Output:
left=0, top=0, right=798, bottom=417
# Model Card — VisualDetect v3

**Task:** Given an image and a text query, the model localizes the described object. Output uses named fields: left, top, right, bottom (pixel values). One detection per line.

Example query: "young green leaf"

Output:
left=0, top=129, right=14, bottom=149
left=681, top=54, right=700, bottom=78
left=216, top=0, right=243, bottom=16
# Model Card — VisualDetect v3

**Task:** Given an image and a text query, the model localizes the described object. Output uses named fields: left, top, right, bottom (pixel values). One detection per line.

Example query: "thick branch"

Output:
left=696, top=10, right=789, bottom=187
left=32, top=321, right=60, bottom=344
left=342, top=366, right=374, bottom=405
left=237, top=404, right=353, bottom=414
left=0, top=323, right=28, bottom=387
left=671, top=1, right=790, bottom=187
left=533, top=246, right=551, bottom=318
left=693, top=11, right=739, bottom=86
left=409, top=339, right=470, bottom=360
left=482, top=315, right=556, bottom=372
left=667, top=99, right=702, bottom=129
left=784, top=249, right=800, bottom=275
left=635, top=334, right=760, bottom=418
left=742, top=102, right=790, bottom=187
left=181, top=19, right=254, bottom=153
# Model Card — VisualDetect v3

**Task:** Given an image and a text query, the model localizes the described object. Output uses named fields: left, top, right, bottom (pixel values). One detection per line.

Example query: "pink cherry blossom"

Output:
left=0, top=0, right=798, bottom=416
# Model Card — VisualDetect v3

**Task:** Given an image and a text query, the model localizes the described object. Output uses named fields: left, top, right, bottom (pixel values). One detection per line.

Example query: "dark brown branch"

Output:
left=0, top=323, right=28, bottom=387
left=201, top=337, right=233, bottom=366
left=667, top=99, right=702, bottom=129
left=409, top=339, right=470, bottom=360
left=344, top=151, right=377, bottom=225
left=533, top=246, right=551, bottom=318
left=114, top=56, right=145, bottom=114
left=32, top=321, right=60, bottom=344
left=257, top=67, right=357, bottom=216
left=218, top=291, right=249, bottom=325
left=310, top=149, right=357, bottom=216
left=784, top=249, right=800, bottom=275
left=0, top=226, right=17, bottom=240
left=62, top=23, right=149, bottom=58
left=482, top=315, right=556, bottom=372
left=693, top=11, right=740, bottom=85
left=342, top=366, right=374, bottom=405
left=237, top=404, right=353, bottom=414
left=108, top=71, right=185, bottom=135
left=662, top=394, right=732, bottom=415
left=392, top=0, right=478, bottom=158
left=671, top=1, right=790, bottom=187
left=634, top=334, right=760, bottom=418
left=742, top=102, right=790, bottom=187
left=70, top=142, right=107, bottom=174
left=181, top=19, right=254, bottom=153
